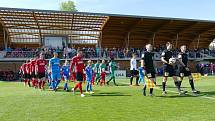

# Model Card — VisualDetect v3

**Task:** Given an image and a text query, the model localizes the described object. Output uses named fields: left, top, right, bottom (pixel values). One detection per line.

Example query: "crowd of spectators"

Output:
left=2, top=45, right=215, bottom=59
left=0, top=70, right=17, bottom=81
left=196, top=63, right=215, bottom=76
left=0, top=46, right=215, bottom=81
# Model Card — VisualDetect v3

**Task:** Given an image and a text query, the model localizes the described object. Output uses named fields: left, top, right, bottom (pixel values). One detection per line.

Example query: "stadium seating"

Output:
left=0, top=70, right=17, bottom=81
left=2, top=47, right=215, bottom=60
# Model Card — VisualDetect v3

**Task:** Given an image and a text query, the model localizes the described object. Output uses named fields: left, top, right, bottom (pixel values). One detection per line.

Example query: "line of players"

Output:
left=19, top=42, right=200, bottom=97
left=20, top=53, right=47, bottom=90
left=131, top=42, right=200, bottom=96
left=19, top=50, right=118, bottom=97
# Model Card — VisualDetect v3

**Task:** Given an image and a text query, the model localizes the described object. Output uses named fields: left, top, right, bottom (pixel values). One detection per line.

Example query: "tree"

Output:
left=60, top=0, right=77, bottom=12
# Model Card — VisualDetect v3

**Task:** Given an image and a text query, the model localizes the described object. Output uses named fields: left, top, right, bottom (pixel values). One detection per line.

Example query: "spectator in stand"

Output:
left=96, top=46, right=100, bottom=57
left=209, top=62, right=214, bottom=75
left=63, top=47, right=68, bottom=59
left=67, top=47, right=72, bottom=58
left=71, top=47, right=77, bottom=57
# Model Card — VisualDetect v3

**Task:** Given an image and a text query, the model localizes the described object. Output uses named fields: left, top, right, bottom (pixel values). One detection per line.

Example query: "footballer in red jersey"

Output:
left=35, top=54, right=47, bottom=90
left=70, top=50, right=85, bottom=97
left=25, top=60, right=31, bottom=87
left=100, top=68, right=106, bottom=86
left=30, top=58, right=38, bottom=88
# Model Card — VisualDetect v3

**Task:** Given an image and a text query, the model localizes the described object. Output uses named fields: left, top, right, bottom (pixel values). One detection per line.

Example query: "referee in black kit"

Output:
left=161, top=42, right=184, bottom=95
left=178, top=45, right=200, bottom=94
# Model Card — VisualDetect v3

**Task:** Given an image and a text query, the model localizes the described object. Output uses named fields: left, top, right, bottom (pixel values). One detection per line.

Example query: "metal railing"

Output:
left=4, top=51, right=37, bottom=58
left=0, top=51, right=6, bottom=58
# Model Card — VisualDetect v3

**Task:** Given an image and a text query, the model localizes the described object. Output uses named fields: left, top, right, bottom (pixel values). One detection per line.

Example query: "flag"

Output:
left=192, top=73, right=201, bottom=81
left=145, top=76, right=155, bottom=88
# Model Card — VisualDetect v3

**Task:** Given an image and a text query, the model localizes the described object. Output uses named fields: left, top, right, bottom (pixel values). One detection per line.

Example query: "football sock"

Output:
left=189, top=79, right=195, bottom=90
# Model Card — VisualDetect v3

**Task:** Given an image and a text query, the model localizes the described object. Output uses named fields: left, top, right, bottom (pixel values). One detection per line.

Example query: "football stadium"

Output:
left=1, top=1, right=215, bottom=121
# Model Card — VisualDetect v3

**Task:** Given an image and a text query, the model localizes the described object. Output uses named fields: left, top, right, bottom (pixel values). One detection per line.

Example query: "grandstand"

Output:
left=0, top=7, right=215, bottom=75
left=1, top=6, right=215, bottom=121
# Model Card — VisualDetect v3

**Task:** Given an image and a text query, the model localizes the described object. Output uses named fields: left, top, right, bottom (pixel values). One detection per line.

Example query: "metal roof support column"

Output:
left=175, top=33, right=179, bottom=48
left=6, top=30, right=9, bottom=48
left=70, top=14, right=74, bottom=47
left=3, top=28, right=7, bottom=50
left=152, top=33, right=156, bottom=46
left=33, top=12, right=42, bottom=46
left=99, top=31, right=102, bottom=57
left=127, top=32, right=130, bottom=48
left=197, top=35, right=201, bottom=49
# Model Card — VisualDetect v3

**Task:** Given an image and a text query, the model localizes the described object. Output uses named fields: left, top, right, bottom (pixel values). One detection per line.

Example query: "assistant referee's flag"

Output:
left=192, top=73, right=201, bottom=81
left=144, top=76, right=155, bottom=88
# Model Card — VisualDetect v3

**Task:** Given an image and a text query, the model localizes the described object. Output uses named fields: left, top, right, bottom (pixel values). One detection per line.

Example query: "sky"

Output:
left=0, top=0, right=215, bottom=21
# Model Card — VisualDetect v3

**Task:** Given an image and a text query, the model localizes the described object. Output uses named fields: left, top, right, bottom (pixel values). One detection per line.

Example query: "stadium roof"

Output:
left=0, top=7, right=108, bottom=46
left=0, top=7, right=215, bottom=48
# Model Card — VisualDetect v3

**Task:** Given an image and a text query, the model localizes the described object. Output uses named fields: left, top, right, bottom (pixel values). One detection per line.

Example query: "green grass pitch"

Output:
left=0, top=76, right=215, bottom=121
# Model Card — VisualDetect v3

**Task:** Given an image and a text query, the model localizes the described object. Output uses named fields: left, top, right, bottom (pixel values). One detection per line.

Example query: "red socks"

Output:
left=35, top=80, right=38, bottom=87
left=38, top=81, right=42, bottom=89
left=74, top=82, right=83, bottom=94
left=24, top=79, right=27, bottom=85
left=41, top=81, right=45, bottom=88
left=79, top=82, right=83, bottom=94
left=32, top=79, right=35, bottom=87
left=100, top=79, right=105, bottom=86
left=92, top=77, right=95, bottom=85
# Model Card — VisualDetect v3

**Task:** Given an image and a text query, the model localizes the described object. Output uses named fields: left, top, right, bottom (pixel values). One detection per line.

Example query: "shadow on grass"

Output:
left=91, top=92, right=131, bottom=97
left=117, top=83, right=130, bottom=86
left=156, top=94, right=198, bottom=98
left=164, top=85, right=190, bottom=89
left=199, top=91, right=215, bottom=97
left=156, top=92, right=207, bottom=98
left=45, top=89, right=101, bottom=93
left=0, top=80, right=21, bottom=83
left=104, top=83, right=130, bottom=86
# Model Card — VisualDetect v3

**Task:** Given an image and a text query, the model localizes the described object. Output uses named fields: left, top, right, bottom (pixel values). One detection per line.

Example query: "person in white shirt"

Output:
left=130, top=53, right=139, bottom=86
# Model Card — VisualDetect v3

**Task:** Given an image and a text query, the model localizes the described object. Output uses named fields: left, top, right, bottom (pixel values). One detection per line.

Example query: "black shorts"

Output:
left=76, top=72, right=83, bottom=82
left=45, top=73, right=49, bottom=78
left=31, top=72, right=36, bottom=78
left=20, top=72, right=24, bottom=78
left=24, top=74, right=31, bottom=79
left=163, top=64, right=176, bottom=77
left=145, top=68, right=156, bottom=78
left=179, top=67, right=191, bottom=77
left=38, top=72, right=46, bottom=79
left=130, top=70, right=138, bottom=76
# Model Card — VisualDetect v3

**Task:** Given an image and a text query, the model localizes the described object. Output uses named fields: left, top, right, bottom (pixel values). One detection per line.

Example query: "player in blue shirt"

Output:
left=49, top=52, right=61, bottom=91
left=62, top=60, right=70, bottom=91
left=85, top=60, right=94, bottom=94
